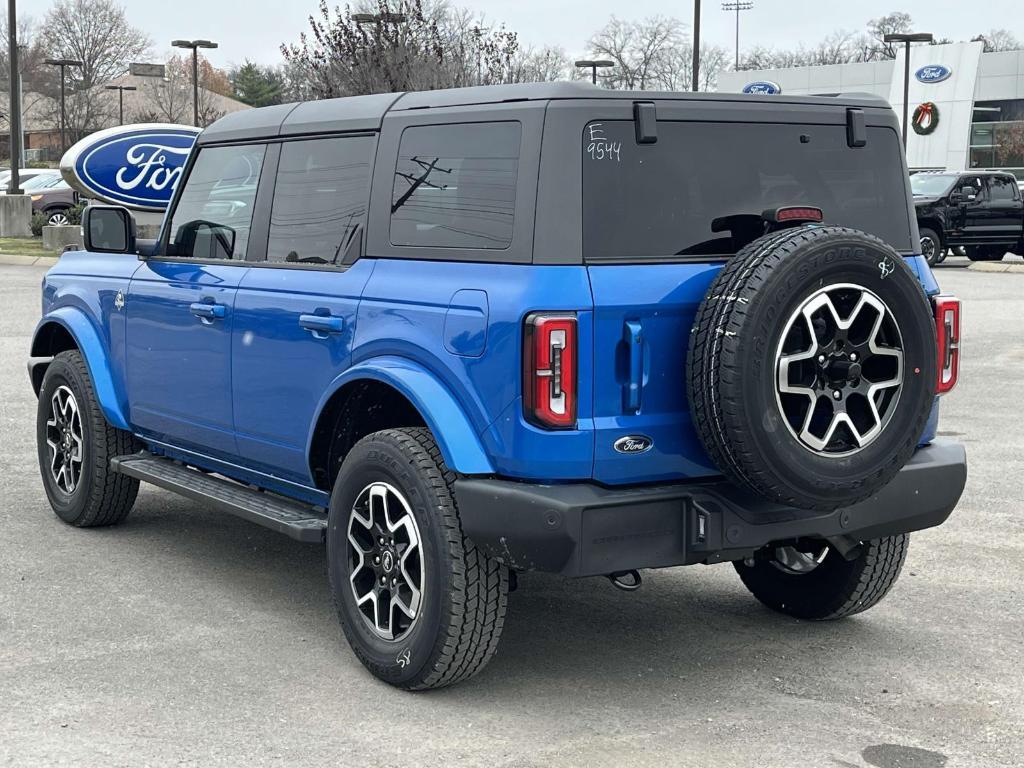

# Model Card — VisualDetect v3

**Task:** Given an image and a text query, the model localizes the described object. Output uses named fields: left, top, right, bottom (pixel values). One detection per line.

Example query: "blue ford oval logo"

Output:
left=743, top=81, right=782, bottom=95
left=60, top=124, right=200, bottom=211
left=915, top=65, right=952, bottom=84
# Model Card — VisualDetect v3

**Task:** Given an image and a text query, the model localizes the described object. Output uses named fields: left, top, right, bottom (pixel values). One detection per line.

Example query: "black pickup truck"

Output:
left=912, top=170, right=1024, bottom=265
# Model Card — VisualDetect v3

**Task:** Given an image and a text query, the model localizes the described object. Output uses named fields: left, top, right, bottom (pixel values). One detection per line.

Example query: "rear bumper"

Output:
left=454, top=440, right=966, bottom=577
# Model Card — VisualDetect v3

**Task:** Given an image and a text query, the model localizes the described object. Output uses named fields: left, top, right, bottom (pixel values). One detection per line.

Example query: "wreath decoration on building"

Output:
left=912, top=102, right=939, bottom=136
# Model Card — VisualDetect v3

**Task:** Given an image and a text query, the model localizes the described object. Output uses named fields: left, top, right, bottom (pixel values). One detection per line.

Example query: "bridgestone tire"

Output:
left=687, top=226, right=937, bottom=511
left=36, top=350, right=140, bottom=526
left=734, top=534, right=909, bottom=620
left=327, top=428, right=508, bottom=690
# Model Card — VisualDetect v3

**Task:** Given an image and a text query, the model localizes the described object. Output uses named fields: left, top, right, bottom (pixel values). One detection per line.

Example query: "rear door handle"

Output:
left=299, top=314, right=344, bottom=338
left=624, top=320, right=644, bottom=412
left=189, top=301, right=227, bottom=323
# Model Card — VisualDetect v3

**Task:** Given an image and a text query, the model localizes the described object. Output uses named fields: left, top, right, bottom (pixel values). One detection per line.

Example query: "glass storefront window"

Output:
left=970, top=120, right=1024, bottom=176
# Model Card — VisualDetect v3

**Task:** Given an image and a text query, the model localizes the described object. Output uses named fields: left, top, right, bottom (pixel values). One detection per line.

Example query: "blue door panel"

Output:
left=231, top=261, right=375, bottom=483
left=125, top=260, right=247, bottom=457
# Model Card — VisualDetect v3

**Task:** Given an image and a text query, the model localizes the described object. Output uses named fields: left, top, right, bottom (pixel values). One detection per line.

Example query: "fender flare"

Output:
left=30, top=308, right=130, bottom=431
left=311, top=356, right=494, bottom=476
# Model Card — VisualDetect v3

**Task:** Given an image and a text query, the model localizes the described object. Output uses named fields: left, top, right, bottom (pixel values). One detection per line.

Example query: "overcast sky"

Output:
left=29, top=0, right=1024, bottom=70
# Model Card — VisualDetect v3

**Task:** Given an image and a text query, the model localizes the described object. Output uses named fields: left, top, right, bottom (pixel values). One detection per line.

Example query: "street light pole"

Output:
left=7, top=0, right=22, bottom=194
left=722, top=1, right=753, bottom=71
left=171, top=39, right=218, bottom=127
left=884, top=32, right=934, bottom=147
left=574, top=59, right=614, bottom=85
left=105, top=85, right=137, bottom=125
left=692, top=0, right=701, bottom=91
left=44, top=57, right=83, bottom=155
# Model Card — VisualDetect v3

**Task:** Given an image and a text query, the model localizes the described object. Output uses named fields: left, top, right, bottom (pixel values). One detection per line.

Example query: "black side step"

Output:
left=111, top=454, right=327, bottom=543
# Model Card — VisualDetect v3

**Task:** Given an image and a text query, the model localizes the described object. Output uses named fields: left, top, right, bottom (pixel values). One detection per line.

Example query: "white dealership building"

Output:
left=718, top=42, right=1024, bottom=178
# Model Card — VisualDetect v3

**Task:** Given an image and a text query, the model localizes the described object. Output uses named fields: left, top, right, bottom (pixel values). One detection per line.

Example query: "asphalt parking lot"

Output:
left=1, top=259, right=1021, bottom=768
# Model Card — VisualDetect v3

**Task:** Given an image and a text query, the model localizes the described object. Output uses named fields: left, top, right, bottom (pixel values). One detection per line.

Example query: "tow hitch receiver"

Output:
left=607, top=569, right=643, bottom=592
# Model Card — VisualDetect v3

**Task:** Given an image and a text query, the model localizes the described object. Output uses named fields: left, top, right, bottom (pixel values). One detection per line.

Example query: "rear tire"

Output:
left=327, top=427, right=508, bottom=690
left=36, top=350, right=139, bottom=527
left=966, top=246, right=1005, bottom=262
left=734, top=535, right=908, bottom=620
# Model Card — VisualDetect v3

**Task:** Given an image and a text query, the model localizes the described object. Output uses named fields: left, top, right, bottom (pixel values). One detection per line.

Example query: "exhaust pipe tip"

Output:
left=607, top=569, right=642, bottom=592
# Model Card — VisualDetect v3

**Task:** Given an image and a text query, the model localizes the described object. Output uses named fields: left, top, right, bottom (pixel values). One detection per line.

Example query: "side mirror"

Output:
left=960, top=185, right=977, bottom=202
left=170, top=219, right=237, bottom=260
left=82, top=205, right=136, bottom=254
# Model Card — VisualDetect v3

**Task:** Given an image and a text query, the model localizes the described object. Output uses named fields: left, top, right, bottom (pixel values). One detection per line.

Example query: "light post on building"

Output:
left=574, top=59, right=614, bottom=85
left=104, top=84, right=137, bottom=125
left=884, top=32, right=934, bottom=146
left=44, top=57, right=83, bottom=155
left=171, top=39, right=218, bottom=127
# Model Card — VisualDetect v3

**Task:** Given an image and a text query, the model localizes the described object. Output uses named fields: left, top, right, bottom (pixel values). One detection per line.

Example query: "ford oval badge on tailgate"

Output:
left=614, top=435, right=653, bottom=454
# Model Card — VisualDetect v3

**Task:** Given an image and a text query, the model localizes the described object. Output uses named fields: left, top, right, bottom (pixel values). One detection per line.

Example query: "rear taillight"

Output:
left=523, top=312, right=577, bottom=429
left=934, top=295, right=960, bottom=395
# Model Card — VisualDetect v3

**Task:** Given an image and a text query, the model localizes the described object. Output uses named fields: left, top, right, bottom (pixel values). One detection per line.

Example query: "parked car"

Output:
left=912, top=169, right=1024, bottom=264
left=22, top=172, right=78, bottom=226
left=0, top=168, right=52, bottom=191
left=29, top=83, right=966, bottom=690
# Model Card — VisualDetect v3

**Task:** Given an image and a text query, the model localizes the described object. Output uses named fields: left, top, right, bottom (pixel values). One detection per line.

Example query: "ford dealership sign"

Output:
left=742, top=81, right=782, bottom=95
left=60, top=124, right=200, bottom=211
left=915, top=65, right=952, bottom=84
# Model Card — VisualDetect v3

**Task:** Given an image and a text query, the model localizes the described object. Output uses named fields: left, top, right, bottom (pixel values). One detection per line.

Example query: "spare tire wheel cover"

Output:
left=686, top=226, right=937, bottom=511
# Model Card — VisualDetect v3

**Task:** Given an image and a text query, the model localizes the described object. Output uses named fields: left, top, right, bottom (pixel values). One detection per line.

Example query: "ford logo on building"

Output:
left=60, top=123, right=201, bottom=211
left=915, top=65, right=952, bottom=84
left=742, top=81, right=782, bottom=95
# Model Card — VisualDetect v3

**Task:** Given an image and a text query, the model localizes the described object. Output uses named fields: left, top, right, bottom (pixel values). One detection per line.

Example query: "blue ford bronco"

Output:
left=30, top=83, right=967, bottom=689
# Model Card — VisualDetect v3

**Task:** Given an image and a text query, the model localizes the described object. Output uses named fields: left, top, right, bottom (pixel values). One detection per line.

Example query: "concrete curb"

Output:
left=967, top=261, right=1024, bottom=274
left=0, top=253, right=59, bottom=267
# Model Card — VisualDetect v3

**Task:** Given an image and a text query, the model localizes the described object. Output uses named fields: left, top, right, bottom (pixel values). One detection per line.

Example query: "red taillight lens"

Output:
left=934, top=295, right=960, bottom=395
left=523, top=313, right=577, bottom=429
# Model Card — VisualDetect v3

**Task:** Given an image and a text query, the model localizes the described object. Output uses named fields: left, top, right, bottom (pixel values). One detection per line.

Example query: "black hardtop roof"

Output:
left=197, top=81, right=892, bottom=144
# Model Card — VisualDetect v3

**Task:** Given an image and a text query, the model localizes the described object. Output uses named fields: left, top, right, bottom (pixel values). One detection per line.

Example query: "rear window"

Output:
left=582, top=121, right=912, bottom=261
left=390, top=121, right=521, bottom=250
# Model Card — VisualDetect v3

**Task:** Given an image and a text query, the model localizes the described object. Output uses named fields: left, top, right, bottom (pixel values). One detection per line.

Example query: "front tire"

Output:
left=919, top=227, right=941, bottom=266
left=734, top=535, right=908, bottom=620
left=327, top=428, right=508, bottom=690
left=36, top=350, right=139, bottom=526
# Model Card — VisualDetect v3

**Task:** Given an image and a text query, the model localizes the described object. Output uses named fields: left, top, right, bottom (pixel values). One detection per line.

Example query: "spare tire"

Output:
left=687, top=226, right=937, bottom=511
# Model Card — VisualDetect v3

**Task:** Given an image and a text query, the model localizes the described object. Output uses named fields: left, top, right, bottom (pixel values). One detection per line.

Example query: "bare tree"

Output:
left=37, top=0, right=151, bottom=139
left=0, top=13, right=50, bottom=135
left=281, top=0, right=521, bottom=98
left=511, top=45, right=572, bottom=83
left=972, top=29, right=1023, bottom=52
left=868, top=12, right=913, bottom=59
left=134, top=53, right=225, bottom=127
left=586, top=16, right=684, bottom=90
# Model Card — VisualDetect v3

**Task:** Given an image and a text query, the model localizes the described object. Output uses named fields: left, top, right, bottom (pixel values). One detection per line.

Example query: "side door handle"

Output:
left=189, top=301, right=227, bottom=323
left=299, top=313, right=345, bottom=338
